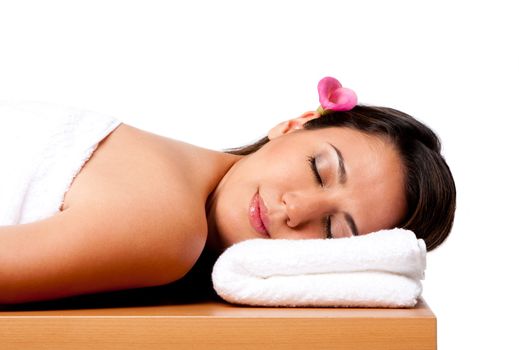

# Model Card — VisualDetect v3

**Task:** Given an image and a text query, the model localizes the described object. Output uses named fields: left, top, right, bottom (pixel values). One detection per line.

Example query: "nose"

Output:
left=282, top=190, right=331, bottom=229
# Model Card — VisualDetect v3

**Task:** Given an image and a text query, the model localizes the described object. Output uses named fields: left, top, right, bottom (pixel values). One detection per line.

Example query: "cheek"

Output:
left=269, top=158, right=308, bottom=191
left=258, top=147, right=304, bottom=183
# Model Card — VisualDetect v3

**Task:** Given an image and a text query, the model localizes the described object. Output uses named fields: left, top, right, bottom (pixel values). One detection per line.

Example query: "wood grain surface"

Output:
left=1, top=296, right=436, bottom=350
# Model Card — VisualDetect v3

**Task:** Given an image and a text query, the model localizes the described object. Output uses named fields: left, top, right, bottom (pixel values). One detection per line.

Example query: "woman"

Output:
left=0, top=78, right=456, bottom=305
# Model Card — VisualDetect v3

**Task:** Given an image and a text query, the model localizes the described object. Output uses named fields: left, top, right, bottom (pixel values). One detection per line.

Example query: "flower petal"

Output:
left=317, top=76, right=357, bottom=111
left=318, top=77, right=342, bottom=108
left=329, top=87, right=358, bottom=111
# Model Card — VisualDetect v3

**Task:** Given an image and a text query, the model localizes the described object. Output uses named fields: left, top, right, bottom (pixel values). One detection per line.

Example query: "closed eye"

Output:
left=307, top=156, right=323, bottom=187
left=307, top=155, right=333, bottom=238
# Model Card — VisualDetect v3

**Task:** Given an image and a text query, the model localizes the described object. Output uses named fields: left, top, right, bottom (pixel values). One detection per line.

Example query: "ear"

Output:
left=267, top=111, right=320, bottom=140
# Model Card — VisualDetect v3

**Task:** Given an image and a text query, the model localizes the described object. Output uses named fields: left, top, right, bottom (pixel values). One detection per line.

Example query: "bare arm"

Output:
left=0, top=199, right=206, bottom=305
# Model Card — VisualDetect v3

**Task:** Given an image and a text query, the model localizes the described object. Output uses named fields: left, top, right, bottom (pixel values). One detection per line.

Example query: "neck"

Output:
left=203, top=150, right=243, bottom=255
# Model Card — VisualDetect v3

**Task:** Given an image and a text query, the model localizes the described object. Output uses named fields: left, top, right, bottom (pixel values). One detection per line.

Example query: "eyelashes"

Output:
left=306, top=155, right=333, bottom=238
left=306, top=156, right=323, bottom=187
left=325, top=216, right=332, bottom=239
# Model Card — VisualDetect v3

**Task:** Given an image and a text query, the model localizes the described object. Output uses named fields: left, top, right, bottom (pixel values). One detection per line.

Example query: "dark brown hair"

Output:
left=226, top=105, right=456, bottom=251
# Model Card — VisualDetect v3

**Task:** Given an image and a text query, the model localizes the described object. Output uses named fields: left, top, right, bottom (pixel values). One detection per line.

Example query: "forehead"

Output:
left=305, top=127, right=399, bottom=173
left=298, top=127, right=406, bottom=232
left=299, top=127, right=393, bottom=156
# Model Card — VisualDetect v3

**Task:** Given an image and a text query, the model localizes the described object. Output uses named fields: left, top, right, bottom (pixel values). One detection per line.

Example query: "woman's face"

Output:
left=206, top=114, right=407, bottom=252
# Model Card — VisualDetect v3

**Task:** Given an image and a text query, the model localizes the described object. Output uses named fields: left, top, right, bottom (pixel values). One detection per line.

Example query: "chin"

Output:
left=215, top=222, right=242, bottom=250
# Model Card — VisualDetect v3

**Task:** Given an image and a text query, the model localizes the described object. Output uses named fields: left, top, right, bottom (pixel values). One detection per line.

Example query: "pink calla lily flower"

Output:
left=317, top=77, right=357, bottom=112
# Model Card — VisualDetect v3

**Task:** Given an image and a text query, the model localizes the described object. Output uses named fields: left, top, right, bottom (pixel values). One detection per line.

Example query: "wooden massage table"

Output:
left=0, top=251, right=435, bottom=349
left=0, top=286, right=435, bottom=349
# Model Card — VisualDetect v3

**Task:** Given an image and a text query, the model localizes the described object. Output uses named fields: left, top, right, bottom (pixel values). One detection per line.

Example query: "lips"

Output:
left=249, top=192, right=271, bottom=238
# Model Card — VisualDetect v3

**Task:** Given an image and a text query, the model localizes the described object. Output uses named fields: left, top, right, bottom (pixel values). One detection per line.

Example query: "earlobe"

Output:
left=267, top=111, right=320, bottom=140
left=267, top=120, right=290, bottom=140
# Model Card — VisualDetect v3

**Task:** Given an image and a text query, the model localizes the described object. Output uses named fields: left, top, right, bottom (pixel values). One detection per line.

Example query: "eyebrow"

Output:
left=328, top=143, right=359, bottom=237
left=344, top=213, right=359, bottom=237
left=328, top=143, right=347, bottom=184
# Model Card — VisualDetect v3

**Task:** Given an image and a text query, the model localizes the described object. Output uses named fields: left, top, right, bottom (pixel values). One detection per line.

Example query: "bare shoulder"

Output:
left=0, top=124, right=213, bottom=304
left=63, top=122, right=211, bottom=236
left=62, top=123, right=210, bottom=212
left=62, top=122, right=211, bottom=257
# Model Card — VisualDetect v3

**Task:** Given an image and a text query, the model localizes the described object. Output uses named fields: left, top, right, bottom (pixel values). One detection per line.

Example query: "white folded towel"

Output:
left=212, top=228, right=426, bottom=308
left=0, top=101, right=121, bottom=225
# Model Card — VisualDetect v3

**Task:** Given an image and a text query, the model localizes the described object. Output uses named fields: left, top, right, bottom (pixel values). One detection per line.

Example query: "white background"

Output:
left=1, top=0, right=517, bottom=348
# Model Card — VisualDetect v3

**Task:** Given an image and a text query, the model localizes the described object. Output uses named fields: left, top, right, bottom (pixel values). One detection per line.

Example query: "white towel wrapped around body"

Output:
left=212, top=228, right=426, bottom=308
left=0, top=101, right=122, bottom=225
